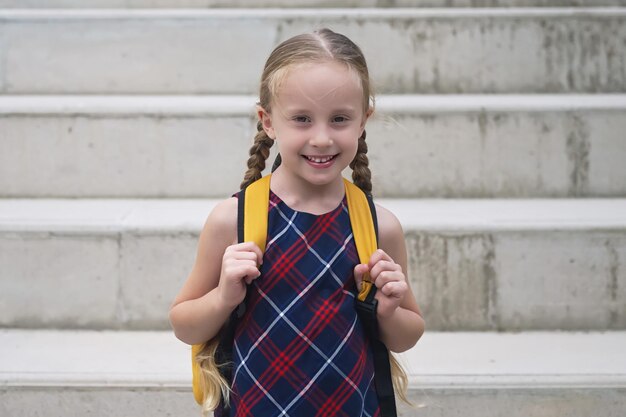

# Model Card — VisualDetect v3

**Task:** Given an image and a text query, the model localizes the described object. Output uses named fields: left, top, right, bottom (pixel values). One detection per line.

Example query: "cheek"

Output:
left=341, top=129, right=361, bottom=154
left=274, top=132, right=301, bottom=158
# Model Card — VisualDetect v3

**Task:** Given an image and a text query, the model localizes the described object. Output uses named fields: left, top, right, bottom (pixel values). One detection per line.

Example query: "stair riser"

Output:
left=2, top=109, right=625, bottom=198
left=1, top=228, right=624, bottom=331
left=1, top=10, right=625, bottom=94
left=0, top=114, right=254, bottom=198
left=0, top=388, right=199, bottom=417
left=409, top=230, right=626, bottom=331
left=0, top=231, right=198, bottom=330
left=402, top=388, right=626, bottom=417
left=1, top=387, right=624, bottom=417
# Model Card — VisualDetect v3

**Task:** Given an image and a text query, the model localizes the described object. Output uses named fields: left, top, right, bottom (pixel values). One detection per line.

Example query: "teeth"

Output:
left=306, top=155, right=334, bottom=163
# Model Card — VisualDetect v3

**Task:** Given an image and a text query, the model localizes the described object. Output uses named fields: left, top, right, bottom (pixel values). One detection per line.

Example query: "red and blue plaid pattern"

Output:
left=216, top=191, right=380, bottom=417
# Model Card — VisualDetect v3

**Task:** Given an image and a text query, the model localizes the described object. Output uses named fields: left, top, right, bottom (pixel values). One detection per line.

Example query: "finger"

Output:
left=380, top=280, right=407, bottom=299
left=230, top=251, right=262, bottom=263
left=244, top=273, right=260, bottom=285
left=368, top=249, right=393, bottom=269
left=223, top=258, right=259, bottom=271
left=224, top=261, right=260, bottom=279
left=242, top=266, right=262, bottom=285
left=231, top=241, right=264, bottom=265
left=369, top=260, right=400, bottom=281
left=353, top=264, right=369, bottom=291
left=245, top=241, right=265, bottom=265
left=373, top=270, right=403, bottom=289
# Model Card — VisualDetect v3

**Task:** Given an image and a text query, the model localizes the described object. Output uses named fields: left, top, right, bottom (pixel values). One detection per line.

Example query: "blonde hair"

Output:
left=197, top=29, right=409, bottom=414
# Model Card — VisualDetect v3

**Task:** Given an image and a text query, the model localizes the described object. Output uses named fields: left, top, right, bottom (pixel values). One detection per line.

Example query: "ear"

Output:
left=257, top=105, right=276, bottom=139
left=359, top=106, right=374, bottom=134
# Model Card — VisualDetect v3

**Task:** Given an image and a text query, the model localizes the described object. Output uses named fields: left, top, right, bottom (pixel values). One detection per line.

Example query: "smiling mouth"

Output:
left=303, top=155, right=337, bottom=163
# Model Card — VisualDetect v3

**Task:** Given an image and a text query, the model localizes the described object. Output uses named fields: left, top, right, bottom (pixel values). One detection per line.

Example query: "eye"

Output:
left=332, top=115, right=349, bottom=123
left=292, top=115, right=311, bottom=123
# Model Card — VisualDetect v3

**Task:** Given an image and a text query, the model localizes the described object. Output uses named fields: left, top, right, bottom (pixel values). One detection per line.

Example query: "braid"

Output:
left=240, top=121, right=274, bottom=190
left=349, top=130, right=373, bottom=196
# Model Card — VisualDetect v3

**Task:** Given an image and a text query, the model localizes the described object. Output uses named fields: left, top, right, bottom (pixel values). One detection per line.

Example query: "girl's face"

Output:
left=258, top=61, right=371, bottom=189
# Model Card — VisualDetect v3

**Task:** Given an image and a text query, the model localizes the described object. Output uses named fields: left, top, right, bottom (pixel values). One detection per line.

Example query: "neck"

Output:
left=269, top=169, right=346, bottom=215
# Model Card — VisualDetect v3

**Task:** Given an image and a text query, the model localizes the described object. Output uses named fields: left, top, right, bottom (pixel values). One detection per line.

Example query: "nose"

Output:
left=310, top=125, right=333, bottom=147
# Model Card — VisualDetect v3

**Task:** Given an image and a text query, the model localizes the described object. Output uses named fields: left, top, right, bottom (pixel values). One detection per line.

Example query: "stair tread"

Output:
left=2, top=94, right=626, bottom=115
left=402, top=331, right=626, bottom=388
left=2, top=329, right=625, bottom=388
left=2, top=8, right=626, bottom=17
left=1, top=0, right=625, bottom=8
left=1, top=198, right=626, bottom=233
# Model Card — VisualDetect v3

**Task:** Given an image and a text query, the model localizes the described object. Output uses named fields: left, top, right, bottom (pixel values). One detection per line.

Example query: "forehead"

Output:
left=274, top=61, right=364, bottom=111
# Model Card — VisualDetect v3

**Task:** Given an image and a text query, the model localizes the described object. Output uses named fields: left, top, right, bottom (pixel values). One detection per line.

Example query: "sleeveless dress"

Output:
left=216, top=189, right=380, bottom=417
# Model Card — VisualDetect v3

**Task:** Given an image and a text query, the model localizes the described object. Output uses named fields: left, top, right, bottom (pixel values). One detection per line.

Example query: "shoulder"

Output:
left=206, top=196, right=238, bottom=227
left=200, top=196, right=238, bottom=245
left=373, top=203, right=405, bottom=253
left=176, top=196, right=239, bottom=305
left=374, top=203, right=403, bottom=236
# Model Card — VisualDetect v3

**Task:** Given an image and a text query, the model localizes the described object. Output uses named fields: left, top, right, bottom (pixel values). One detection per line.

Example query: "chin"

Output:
left=302, top=171, right=343, bottom=187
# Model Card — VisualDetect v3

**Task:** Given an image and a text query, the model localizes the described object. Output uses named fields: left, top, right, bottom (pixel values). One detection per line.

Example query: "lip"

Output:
left=302, top=154, right=338, bottom=168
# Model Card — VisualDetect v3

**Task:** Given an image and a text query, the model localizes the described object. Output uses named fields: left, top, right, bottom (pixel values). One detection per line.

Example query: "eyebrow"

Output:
left=282, top=106, right=358, bottom=114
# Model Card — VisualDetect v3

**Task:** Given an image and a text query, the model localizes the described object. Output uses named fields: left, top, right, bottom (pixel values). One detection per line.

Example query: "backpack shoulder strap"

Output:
left=242, top=175, right=271, bottom=252
left=191, top=175, right=272, bottom=406
left=343, top=179, right=378, bottom=302
left=344, top=179, right=398, bottom=417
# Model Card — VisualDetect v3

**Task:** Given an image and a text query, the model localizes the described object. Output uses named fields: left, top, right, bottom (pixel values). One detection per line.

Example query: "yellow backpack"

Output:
left=191, top=174, right=397, bottom=416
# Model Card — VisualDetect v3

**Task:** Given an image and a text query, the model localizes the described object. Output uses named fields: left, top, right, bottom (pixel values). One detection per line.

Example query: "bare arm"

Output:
left=169, top=197, right=263, bottom=345
left=354, top=204, right=425, bottom=352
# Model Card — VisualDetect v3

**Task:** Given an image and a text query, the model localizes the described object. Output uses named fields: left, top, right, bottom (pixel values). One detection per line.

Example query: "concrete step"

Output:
left=1, top=198, right=625, bottom=331
left=2, top=0, right=626, bottom=7
left=0, top=329, right=197, bottom=417
left=0, top=9, right=625, bottom=94
left=2, top=94, right=625, bottom=199
left=1, top=329, right=625, bottom=416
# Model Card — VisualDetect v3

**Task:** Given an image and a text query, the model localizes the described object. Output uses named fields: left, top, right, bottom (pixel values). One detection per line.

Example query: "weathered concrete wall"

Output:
left=0, top=388, right=200, bottom=417
left=1, top=97, right=624, bottom=198
left=0, top=9, right=624, bottom=93
left=1, top=202, right=624, bottom=331
left=0, top=230, right=198, bottom=330
left=0, top=113, right=253, bottom=198
left=1, top=386, right=625, bottom=417
left=367, top=109, right=626, bottom=198
left=408, top=231, right=626, bottom=331
left=401, top=388, right=626, bottom=417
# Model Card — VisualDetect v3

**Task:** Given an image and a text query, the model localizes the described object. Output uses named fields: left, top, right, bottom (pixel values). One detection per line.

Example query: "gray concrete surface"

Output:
left=1, top=330, right=625, bottom=417
left=1, top=2, right=624, bottom=415
left=3, top=387, right=624, bottom=417
left=1, top=94, right=625, bottom=198
left=1, top=9, right=625, bottom=94
left=2, top=0, right=626, bottom=8
left=1, top=198, right=624, bottom=330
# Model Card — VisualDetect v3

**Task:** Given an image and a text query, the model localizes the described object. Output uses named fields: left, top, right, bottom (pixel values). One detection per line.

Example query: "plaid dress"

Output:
left=217, top=190, right=380, bottom=417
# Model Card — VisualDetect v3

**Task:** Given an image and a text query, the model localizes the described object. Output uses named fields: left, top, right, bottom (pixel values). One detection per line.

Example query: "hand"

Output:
left=354, top=249, right=408, bottom=319
left=217, top=241, right=263, bottom=310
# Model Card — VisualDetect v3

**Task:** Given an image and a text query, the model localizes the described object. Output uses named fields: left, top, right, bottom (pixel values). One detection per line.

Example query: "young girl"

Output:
left=170, top=28, right=424, bottom=417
